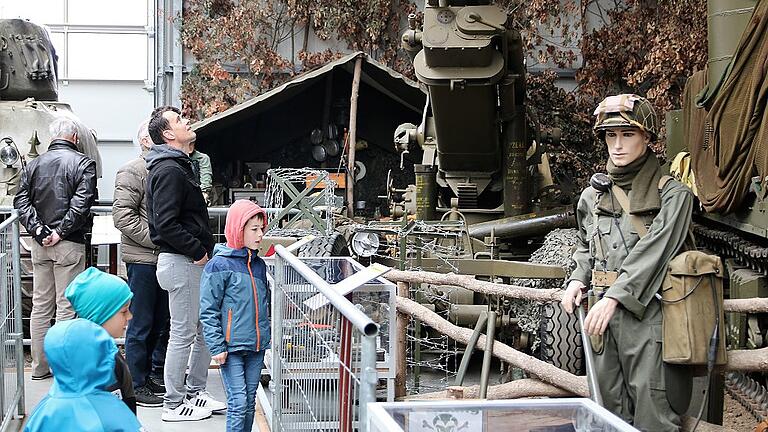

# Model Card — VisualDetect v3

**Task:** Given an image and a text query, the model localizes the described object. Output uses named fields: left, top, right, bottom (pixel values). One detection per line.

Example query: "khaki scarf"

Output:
left=598, top=150, right=662, bottom=215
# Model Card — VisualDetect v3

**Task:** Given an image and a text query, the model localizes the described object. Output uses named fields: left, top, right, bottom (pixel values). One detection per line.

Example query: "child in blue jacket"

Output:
left=24, top=319, right=145, bottom=432
left=200, top=199, right=270, bottom=432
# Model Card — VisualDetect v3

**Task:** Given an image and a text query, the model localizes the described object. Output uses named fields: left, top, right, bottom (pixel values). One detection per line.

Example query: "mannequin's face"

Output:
left=604, top=127, right=649, bottom=166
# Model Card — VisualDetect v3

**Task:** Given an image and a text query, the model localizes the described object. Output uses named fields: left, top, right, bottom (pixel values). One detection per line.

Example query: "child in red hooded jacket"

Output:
left=200, top=200, right=270, bottom=432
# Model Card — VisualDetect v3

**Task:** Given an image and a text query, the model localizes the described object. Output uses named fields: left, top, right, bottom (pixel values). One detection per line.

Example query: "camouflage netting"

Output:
left=689, top=0, right=768, bottom=214
left=511, top=228, right=578, bottom=350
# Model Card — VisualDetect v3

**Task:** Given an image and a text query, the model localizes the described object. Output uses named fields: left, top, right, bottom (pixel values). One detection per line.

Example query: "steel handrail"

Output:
left=0, top=212, right=19, bottom=231
left=273, top=244, right=379, bottom=337
left=0, top=205, right=299, bottom=216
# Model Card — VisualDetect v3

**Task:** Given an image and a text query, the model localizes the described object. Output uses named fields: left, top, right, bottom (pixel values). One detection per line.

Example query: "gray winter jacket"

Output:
left=113, top=156, right=159, bottom=264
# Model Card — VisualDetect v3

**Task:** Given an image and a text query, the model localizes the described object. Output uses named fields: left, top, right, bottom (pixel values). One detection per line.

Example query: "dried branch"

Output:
left=386, top=269, right=768, bottom=313
left=385, top=269, right=563, bottom=303
left=396, top=296, right=590, bottom=396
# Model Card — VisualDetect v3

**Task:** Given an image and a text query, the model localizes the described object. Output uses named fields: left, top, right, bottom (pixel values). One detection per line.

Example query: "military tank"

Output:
left=0, top=18, right=102, bottom=206
left=0, top=18, right=102, bottom=338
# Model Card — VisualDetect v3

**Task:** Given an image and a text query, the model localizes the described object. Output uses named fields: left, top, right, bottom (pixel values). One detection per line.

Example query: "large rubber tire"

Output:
left=297, top=232, right=349, bottom=257
left=538, top=301, right=584, bottom=375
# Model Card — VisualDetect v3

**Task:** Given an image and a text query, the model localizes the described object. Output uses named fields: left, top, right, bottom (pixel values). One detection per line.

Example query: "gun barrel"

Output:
left=467, top=207, right=576, bottom=240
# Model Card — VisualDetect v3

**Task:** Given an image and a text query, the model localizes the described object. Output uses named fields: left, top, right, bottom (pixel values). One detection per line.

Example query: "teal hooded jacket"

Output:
left=24, top=319, right=144, bottom=432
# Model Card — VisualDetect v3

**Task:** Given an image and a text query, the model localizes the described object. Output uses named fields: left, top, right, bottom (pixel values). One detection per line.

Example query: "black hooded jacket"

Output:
left=13, top=139, right=97, bottom=244
left=145, top=144, right=214, bottom=261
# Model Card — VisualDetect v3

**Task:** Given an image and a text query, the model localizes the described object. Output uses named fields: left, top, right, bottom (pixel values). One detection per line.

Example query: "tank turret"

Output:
left=0, top=18, right=58, bottom=101
left=0, top=19, right=101, bottom=205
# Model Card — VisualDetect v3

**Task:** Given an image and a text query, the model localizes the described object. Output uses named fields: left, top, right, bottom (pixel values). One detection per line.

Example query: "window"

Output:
left=68, top=0, right=148, bottom=26
left=0, top=0, right=65, bottom=25
left=0, top=0, right=150, bottom=81
left=68, top=33, right=147, bottom=80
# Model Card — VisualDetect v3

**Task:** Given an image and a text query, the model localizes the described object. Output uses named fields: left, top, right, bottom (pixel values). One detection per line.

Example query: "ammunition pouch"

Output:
left=661, top=251, right=727, bottom=366
left=587, top=273, right=614, bottom=355
left=587, top=288, right=605, bottom=354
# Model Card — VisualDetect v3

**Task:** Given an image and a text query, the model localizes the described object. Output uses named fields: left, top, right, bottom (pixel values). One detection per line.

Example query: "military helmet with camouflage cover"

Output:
left=593, top=94, right=658, bottom=141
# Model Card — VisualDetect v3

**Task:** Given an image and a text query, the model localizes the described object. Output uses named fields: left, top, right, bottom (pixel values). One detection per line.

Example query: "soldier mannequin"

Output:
left=562, top=94, right=693, bottom=431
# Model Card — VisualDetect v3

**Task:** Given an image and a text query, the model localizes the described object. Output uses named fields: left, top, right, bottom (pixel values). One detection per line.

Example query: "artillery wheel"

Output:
left=538, top=301, right=584, bottom=375
left=298, top=232, right=349, bottom=257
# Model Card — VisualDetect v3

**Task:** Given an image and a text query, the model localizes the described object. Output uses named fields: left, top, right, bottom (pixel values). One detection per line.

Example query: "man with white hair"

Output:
left=112, top=120, right=169, bottom=407
left=14, top=116, right=97, bottom=380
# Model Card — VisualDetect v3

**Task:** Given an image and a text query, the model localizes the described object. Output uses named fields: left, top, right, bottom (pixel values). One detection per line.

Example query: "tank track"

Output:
left=725, top=372, right=768, bottom=422
left=696, top=222, right=768, bottom=422
left=693, top=223, right=768, bottom=274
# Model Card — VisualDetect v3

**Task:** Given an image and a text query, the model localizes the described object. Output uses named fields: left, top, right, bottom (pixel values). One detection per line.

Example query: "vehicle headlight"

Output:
left=0, top=138, right=20, bottom=167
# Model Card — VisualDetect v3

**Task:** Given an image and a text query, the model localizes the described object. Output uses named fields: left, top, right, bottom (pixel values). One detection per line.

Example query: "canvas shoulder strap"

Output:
left=659, top=175, right=674, bottom=190
left=610, top=185, right=648, bottom=238
left=611, top=175, right=678, bottom=240
left=591, top=200, right=607, bottom=261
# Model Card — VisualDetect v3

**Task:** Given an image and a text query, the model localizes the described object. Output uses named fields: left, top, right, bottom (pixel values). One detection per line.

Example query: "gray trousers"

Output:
left=156, top=252, right=211, bottom=409
left=30, top=240, right=85, bottom=376
left=594, top=300, right=681, bottom=431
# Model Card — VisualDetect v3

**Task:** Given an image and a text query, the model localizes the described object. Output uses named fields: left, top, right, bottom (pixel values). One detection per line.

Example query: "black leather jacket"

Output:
left=13, top=139, right=97, bottom=244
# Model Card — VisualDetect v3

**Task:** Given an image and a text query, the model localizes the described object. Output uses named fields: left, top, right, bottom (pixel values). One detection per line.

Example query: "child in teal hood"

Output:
left=24, top=319, right=145, bottom=432
left=200, top=199, right=270, bottom=432
left=65, top=267, right=137, bottom=412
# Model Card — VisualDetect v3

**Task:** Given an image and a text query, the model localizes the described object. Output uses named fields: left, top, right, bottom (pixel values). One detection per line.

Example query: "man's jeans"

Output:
left=125, top=263, right=170, bottom=388
left=30, top=240, right=85, bottom=376
left=156, top=253, right=211, bottom=409
left=220, top=350, right=265, bottom=432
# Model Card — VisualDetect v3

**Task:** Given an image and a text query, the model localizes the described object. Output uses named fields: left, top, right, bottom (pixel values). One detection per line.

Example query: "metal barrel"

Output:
left=467, top=207, right=576, bottom=240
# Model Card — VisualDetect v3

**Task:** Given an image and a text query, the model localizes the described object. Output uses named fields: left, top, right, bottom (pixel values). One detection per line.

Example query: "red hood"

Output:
left=225, top=200, right=267, bottom=249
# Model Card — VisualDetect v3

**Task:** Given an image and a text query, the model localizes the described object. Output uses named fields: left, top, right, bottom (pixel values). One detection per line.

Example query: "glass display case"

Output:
left=368, top=399, right=638, bottom=432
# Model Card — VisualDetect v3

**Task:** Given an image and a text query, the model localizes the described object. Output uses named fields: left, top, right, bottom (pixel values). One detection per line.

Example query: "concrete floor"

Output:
left=11, top=369, right=240, bottom=431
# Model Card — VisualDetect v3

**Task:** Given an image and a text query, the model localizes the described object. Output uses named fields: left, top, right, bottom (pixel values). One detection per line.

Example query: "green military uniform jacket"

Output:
left=569, top=178, right=694, bottom=431
left=190, top=150, right=212, bottom=195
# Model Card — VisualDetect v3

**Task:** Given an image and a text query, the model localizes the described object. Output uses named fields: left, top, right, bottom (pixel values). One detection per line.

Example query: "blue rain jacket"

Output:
left=200, top=244, right=271, bottom=356
left=24, top=319, right=144, bottom=432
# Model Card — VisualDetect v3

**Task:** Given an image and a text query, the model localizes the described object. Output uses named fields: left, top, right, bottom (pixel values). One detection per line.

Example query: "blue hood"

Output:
left=46, top=318, right=117, bottom=395
left=144, top=143, right=189, bottom=171
left=25, top=319, right=144, bottom=432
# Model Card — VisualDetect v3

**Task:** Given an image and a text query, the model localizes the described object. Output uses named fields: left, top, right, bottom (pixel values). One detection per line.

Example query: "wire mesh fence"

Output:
left=270, top=250, right=395, bottom=432
left=352, top=220, right=468, bottom=394
left=0, top=212, right=24, bottom=431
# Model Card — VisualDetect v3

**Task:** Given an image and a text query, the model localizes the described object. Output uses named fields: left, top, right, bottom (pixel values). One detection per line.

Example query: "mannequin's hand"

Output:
left=562, top=280, right=586, bottom=314
left=584, top=297, right=619, bottom=335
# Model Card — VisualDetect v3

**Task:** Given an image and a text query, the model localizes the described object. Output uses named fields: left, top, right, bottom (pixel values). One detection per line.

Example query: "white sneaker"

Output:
left=161, top=401, right=212, bottom=422
left=188, top=391, right=226, bottom=413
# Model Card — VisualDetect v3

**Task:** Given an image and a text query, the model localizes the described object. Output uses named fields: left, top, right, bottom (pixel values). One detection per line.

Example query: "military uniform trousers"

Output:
left=594, top=299, right=680, bottom=431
